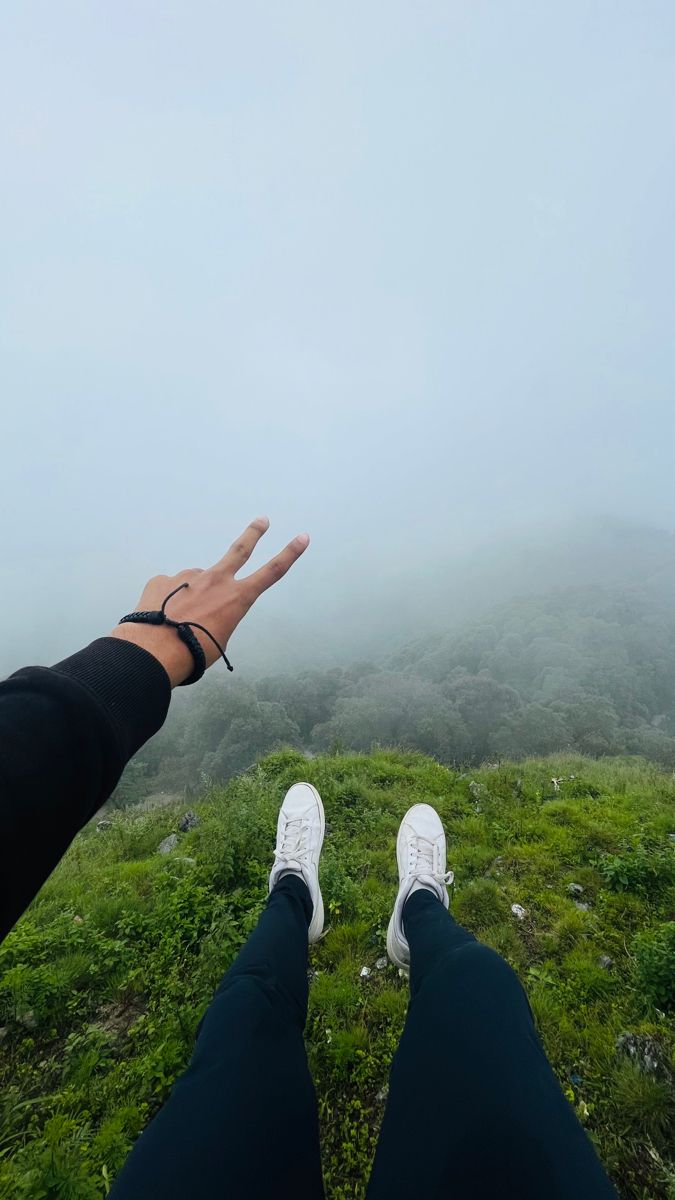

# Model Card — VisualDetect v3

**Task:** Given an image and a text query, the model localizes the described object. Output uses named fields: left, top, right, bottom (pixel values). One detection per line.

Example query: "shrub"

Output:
left=632, top=923, right=675, bottom=1011
left=598, top=838, right=674, bottom=899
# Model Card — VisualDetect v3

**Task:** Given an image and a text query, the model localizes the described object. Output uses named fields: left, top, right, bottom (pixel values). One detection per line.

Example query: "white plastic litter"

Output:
left=511, top=903, right=527, bottom=920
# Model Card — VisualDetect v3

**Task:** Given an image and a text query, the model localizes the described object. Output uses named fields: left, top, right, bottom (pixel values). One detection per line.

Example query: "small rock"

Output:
left=73, top=915, right=84, bottom=925
left=567, top=883, right=584, bottom=897
left=511, top=904, right=527, bottom=920
left=616, top=1032, right=667, bottom=1076
left=573, top=901, right=589, bottom=912
left=178, top=811, right=199, bottom=833
left=398, top=967, right=409, bottom=979
left=375, top=956, right=388, bottom=971
left=360, top=966, right=371, bottom=979
left=18, top=1011, right=37, bottom=1030
left=157, top=834, right=179, bottom=855
left=375, top=1085, right=389, bottom=1104
left=597, top=955, right=613, bottom=970
left=96, top=820, right=112, bottom=833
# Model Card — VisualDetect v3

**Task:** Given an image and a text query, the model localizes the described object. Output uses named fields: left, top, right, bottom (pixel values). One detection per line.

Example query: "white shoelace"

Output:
left=274, top=816, right=311, bottom=869
left=409, top=835, right=454, bottom=887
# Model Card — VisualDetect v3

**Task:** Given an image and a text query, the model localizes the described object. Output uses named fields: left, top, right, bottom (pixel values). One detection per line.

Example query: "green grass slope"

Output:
left=1, top=751, right=674, bottom=1199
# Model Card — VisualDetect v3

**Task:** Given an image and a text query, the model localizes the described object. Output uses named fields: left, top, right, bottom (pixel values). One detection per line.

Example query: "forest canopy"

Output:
left=117, top=582, right=675, bottom=805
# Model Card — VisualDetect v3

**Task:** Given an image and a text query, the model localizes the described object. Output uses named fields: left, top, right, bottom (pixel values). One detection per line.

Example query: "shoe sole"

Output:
left=386, top=913, right=409, bottom=971
left=303, top=782, right=325, bottom=943
left=386, top=805, right=421, bottom=969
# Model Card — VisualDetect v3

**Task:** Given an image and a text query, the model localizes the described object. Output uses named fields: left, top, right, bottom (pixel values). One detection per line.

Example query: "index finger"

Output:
left=242, top=532, right=310, bottom=598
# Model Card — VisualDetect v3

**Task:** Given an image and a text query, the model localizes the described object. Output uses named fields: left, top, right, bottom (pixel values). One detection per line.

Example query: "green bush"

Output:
left=632, top=922, right=675, bottom=1011
left=598, top=838, right=674, bottom=899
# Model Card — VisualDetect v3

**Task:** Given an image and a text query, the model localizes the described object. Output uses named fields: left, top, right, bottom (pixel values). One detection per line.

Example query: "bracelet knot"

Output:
left=119, top=582, right=233, bottom=685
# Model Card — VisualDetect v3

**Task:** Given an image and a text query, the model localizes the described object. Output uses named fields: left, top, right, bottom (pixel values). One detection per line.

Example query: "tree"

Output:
left=443, top=674, right=521, bottom=761
left=257, top=670, right=347, bottom=739
left=491, top=703, right=570, bottom=758
left=311, top=675, right=469, bottom=763
left=203, top=702, right=301, bottom=779
left=552, top=696, right=619, bottom=756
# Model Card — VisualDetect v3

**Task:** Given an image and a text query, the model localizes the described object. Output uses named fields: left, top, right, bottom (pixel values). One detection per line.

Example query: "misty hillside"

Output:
left=1, top=751, right=673, bottom=1199
left=206, top=521, right=675, bottom=678
left=120, top=577, right=675, bottom=805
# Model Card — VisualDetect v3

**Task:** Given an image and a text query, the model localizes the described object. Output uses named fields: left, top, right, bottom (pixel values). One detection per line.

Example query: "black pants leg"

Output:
left=368, top=888, right=616, bottom=1200
left=110, top=874, right=324, bottom=1200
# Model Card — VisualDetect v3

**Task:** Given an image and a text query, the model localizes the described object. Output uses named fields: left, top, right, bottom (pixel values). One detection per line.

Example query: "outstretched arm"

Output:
left=0, top=519, right=309, bottom=941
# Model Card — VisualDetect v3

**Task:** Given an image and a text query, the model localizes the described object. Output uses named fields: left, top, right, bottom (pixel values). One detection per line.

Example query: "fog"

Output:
left=1, top=2, right=673, bottom=678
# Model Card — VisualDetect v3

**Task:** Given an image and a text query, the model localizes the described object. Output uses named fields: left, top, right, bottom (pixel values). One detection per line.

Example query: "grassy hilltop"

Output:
left=1, top=751, right=673, bottom=1199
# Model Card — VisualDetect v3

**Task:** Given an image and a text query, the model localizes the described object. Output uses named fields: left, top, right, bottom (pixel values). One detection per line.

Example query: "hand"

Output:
left=109, top=518, right=309, bottom=686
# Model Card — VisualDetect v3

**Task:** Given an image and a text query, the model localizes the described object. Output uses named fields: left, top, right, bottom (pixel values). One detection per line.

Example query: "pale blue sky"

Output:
left=1, top=2, right=674, bottom=670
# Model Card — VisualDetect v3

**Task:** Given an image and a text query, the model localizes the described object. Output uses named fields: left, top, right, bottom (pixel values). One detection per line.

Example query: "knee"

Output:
left=211, top=965, right=306, bottom=1030
left=405, top=947, right=537, bottom=1078
left=421, top=940, right=528, bottom=1011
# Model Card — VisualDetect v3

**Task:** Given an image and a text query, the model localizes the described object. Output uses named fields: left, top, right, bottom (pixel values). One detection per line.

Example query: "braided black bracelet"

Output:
left=119, top=582, right=233, bottom=686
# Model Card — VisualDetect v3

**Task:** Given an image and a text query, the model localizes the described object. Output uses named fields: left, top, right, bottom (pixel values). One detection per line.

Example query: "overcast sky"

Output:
left=1, top=1, right=674, bottom=674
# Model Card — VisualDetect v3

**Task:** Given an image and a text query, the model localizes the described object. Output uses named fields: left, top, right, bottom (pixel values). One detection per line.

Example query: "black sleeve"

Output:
left=0, top=637, right=171, bottom=941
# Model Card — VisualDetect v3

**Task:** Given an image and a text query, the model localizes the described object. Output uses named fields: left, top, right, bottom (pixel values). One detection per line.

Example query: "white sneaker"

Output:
left=268, top=782, right=325, bottom=943
left=386, top=803, right=454, bottom=969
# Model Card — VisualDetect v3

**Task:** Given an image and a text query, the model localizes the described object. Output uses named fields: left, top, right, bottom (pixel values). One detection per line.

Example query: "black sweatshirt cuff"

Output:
left=50, top=637, right=172, bottom=762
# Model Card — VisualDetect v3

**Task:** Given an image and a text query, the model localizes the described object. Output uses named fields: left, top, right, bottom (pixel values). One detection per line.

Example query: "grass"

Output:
left=0, top=750, right=674, bottom=1199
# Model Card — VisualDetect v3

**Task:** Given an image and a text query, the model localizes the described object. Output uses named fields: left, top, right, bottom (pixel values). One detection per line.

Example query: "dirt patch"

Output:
left=94, top=995, right=146, bottom=1039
